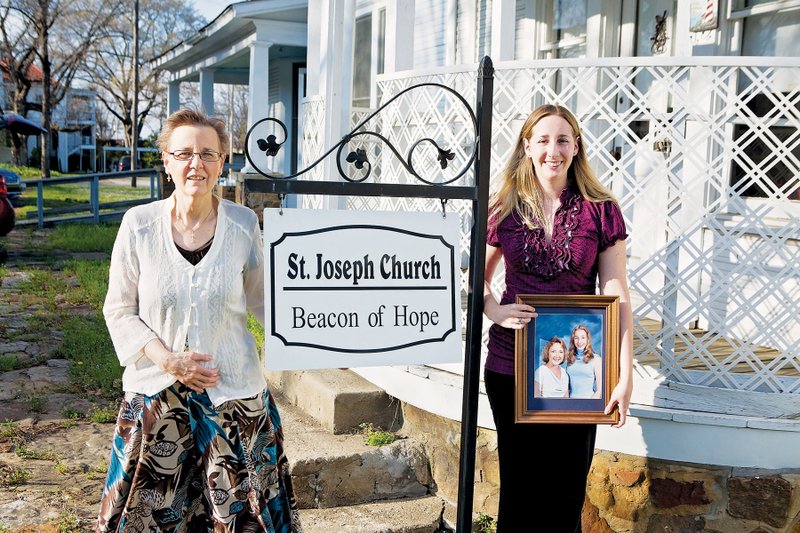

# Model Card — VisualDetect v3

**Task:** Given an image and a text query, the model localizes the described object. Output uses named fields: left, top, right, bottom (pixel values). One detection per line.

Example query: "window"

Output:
left=729, top=5, right=800, bottom=200
left=729, top=95, right=800, bottom=201
left=540, top=0, right=587, bottom=58
left=352, top=14, right=372, bottom=109
left=352, top=9, right=386, bottom=109
left=731, top=0, right=800, bottom=18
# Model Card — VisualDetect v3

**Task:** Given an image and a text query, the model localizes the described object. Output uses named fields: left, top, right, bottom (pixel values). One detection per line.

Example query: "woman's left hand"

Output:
left=604, top=380, right=633, bottom=428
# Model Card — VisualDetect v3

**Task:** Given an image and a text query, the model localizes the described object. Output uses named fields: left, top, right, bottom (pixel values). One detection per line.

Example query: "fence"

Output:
left=300, top=57, right=800, bottom=399
left=20, top=169, right=161, bottom=228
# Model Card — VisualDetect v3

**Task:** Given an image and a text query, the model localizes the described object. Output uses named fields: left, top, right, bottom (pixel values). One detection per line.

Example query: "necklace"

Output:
left=175, top=205, right=215, bottom=244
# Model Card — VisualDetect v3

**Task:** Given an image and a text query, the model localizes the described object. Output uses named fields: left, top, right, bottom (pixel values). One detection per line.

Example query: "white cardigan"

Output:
left=103, top=195, right=266, bottom=405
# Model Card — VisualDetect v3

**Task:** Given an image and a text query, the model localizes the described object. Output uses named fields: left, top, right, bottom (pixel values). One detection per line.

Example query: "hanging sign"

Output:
left=689, top=0, right=718, bottom=32
left=263, top=208, right=462, bottom=370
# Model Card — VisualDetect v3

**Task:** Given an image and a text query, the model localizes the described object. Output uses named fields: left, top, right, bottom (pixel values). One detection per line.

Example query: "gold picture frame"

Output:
left=514, top=295, right=620, bottom=424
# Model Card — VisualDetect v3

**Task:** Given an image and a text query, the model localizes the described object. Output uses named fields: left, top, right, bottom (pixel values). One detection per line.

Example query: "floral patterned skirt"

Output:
left=96, top=383, right=302, bottom=533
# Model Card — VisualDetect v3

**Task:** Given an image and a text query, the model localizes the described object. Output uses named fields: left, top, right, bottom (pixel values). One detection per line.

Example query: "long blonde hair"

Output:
left=567, top=324, right=596, bottom=365
left=489, top=105, right=616, bottom=230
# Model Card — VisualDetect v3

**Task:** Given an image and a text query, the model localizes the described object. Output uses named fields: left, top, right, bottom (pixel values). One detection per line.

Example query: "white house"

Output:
left=0, top=62, right=97, bottom=172
left=160, top=1, right=799, bottom=529
left=154, top=0, right=308, bottom=179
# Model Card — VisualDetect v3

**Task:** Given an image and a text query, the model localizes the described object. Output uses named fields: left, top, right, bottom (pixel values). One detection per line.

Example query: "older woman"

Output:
left=533, top=337, right=570, bottom=398
left=97, top=109, right=301, bottom=532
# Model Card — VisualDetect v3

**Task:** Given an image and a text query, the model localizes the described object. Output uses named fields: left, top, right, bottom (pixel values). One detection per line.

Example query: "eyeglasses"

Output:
left=168, top=150, right=223, bottom=162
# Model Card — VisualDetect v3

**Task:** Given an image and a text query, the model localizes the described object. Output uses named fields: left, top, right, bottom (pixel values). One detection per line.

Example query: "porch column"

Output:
left=243, top=40, right=272, bottom=173
left=385, top=0, right=415, bottom=72
left=167, top=80, right=180, bottom=114
left=491, top=0, right=516, bottom=61
left=199, top=68, right=215, bottom=115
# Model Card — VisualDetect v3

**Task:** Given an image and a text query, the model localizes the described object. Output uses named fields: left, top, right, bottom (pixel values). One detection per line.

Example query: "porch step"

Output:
left=279, top=396, right=433, bottom=509
left=267, top=369, right=401, bottom=435
left=299, top=496, right=446, bottom=533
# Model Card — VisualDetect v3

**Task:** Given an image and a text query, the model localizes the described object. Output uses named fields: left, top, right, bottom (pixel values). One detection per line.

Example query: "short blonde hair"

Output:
left=156, top=108, right=229, bottom=155
left=541, top=337, right=567, bottom=363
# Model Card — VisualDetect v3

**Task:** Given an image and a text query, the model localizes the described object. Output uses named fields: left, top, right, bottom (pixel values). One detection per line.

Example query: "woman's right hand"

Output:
left=163, top=351, right=220, bottom=393
left=484, top=301, right=537, bottom=330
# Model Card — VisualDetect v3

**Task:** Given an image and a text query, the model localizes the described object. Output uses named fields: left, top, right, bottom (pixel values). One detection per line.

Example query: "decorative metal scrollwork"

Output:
left=244, top=82, right=478, bottom=186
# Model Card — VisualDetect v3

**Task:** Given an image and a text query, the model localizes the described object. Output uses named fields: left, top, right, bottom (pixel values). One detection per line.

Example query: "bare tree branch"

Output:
left=81, top=0, right=206, bottom=148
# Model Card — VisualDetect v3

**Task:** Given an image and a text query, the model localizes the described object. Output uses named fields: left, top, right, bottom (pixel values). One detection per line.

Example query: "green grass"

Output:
left=52, top=508, right=81, bottom=533
left=27, top=394, right=48, bottom=413
left=358, top=423, right=397, bottom=447
left=47, top=223, right=119, bottom=253
left=474, top=513, right=497, bottom=533
left=13, top=181, right=152, bottom=219
left=0, top=163, right=67, bottom=180
left=0, top=422, right=19, bottom=439
left=55, top=315, right=120, bottom=399
left=89, top=405, right=118, bottom=423
left=0, top=355, right=18, bottom=372
left=85, top=460, right=108, bottom=480
left=62, top=407, right=83, bottom=420
left=15, top=443, right=59, bottom=461
left=248, top=313, right=264, bottom=359
left=19, top=268, right=68, bottom=299
left=0, top=465, right=29, bottom=485
left=2, top=224, right=123, bottom=399
left=67, top=258, right=111, bottom=309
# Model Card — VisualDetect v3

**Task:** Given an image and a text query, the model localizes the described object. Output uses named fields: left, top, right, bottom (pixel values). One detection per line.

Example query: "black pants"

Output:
left=484, top=369, right=597, bottom=533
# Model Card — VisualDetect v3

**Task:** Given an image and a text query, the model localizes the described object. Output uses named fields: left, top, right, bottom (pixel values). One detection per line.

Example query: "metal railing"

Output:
left=20, top=169, right=161, bottom=228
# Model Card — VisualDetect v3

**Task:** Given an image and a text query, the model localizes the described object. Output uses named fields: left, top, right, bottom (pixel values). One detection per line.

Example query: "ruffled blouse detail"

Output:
left=520, top=187, right=583, bottom=279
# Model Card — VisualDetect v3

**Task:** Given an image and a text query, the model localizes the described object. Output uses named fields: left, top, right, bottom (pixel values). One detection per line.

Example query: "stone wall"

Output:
left=229, top=172, right=280, bottom=226
left=401, top=403, right=800, bottom=532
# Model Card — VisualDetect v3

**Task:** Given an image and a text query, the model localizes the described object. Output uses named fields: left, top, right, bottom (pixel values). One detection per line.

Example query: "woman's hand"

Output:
left=163, top=351, right=220, bottom=393
left=484, top=301, right=537, bottom=330
left=483, top=246, right=537, bottom=330
left=604, top=379, right=633, bottom=428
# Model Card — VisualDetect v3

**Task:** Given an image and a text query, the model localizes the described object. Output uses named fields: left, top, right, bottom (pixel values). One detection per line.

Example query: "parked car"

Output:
left=0, top=174, right=15, bottom=236
left=0, top=168, right=26, bottom=204
left=118, top=156, right=143, bottom=171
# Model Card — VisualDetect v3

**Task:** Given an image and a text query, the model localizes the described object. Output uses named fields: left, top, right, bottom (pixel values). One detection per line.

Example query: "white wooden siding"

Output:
left=456, top=0, right=473, bottom=63
left=515, top=0, right=530, bottom=59
left=414, top=0, right=447, bottom=69
left=476, top=0, right=492, bottom=59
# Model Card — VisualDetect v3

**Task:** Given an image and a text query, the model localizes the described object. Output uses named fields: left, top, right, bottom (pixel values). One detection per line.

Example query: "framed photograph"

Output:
left=514, top=295, right=620, bottom=424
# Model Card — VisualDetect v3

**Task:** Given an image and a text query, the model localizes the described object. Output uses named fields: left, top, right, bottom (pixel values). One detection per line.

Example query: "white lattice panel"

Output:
left=299, top=96, right=325, bottom=210
left=300, top=58, right=800, bottom=395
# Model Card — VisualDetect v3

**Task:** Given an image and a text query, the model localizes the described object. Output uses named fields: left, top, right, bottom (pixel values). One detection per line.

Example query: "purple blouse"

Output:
left=485, top=185, right=628, bottom=375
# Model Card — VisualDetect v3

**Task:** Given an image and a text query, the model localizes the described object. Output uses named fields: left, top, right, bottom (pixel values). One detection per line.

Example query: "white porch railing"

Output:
left=300, top=57, right=800, bottom=404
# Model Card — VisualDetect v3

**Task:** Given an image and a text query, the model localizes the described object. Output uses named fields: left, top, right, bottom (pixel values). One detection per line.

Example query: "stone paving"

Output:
left=0, top=229, right=113, bottom=532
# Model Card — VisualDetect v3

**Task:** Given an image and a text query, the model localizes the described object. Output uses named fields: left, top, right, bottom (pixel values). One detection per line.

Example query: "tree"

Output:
left=215, top=84, right=249, bottom=155
left=0, top=5, right=38, bottom=165
left=1, top=0, right=118, bottom=175
left=83, top=0, right=206, bottom=149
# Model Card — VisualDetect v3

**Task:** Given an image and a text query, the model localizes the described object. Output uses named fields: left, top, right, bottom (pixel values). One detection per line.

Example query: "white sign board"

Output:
left=264, top=208, right=462, bottom=370
left=689, top=0, right=718, bottom=32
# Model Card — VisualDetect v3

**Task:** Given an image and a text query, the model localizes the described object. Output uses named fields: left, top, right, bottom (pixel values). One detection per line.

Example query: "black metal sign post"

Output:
left=245, top=57, right=494, bottom=532
left=455, top=57, right=494, bottom=533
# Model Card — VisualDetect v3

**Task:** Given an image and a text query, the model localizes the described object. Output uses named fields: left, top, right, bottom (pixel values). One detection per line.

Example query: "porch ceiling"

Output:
left=155, top=0, right=307, bottom=82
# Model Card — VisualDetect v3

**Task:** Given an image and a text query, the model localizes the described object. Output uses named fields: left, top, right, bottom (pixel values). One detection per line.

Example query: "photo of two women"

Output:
left=531, top=316, right=604, bottom=400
